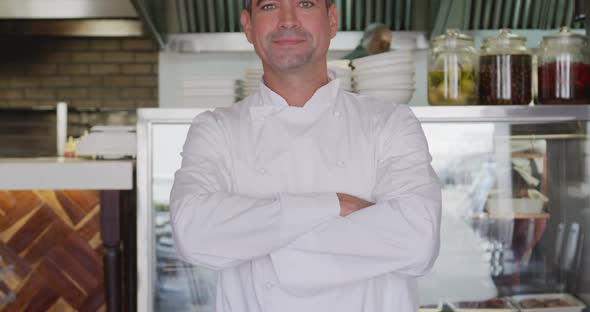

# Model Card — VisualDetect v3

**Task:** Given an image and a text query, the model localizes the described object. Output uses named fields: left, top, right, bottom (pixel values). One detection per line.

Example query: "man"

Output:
left=170, top=0, right=441, bottom=311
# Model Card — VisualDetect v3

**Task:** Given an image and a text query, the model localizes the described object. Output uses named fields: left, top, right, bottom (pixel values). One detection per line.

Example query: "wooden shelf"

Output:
left=472, top=212, right=551, bottom=219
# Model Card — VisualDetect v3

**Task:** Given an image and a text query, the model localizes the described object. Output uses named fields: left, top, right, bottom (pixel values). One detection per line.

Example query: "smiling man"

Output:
left=169, top=0, right=442, bottom=311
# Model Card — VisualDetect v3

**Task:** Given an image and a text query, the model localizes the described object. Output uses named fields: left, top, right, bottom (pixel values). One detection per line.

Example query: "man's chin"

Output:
left=266, top=55, right=314, bottom=71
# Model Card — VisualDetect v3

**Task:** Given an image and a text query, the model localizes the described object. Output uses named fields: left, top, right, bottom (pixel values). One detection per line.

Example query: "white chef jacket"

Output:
left=170, top=75, right=442, bottom=312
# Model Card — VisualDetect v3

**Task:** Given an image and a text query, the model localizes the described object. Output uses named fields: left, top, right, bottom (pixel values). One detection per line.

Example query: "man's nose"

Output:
left=278, top=5, right=300, bottom=28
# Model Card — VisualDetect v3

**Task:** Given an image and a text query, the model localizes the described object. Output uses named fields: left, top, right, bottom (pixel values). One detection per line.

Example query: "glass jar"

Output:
left=428, top=29, right=478, bottom=105
left=479, top=29, right=533, bottom=105
left=537, top=27, right=590, bottom=105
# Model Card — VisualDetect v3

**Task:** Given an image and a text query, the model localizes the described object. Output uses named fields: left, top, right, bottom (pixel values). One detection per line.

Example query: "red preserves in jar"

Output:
left=537, top=27, right=590, bottom=105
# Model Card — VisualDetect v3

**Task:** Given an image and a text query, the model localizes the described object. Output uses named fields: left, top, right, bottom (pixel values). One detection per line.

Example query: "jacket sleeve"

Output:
left=269, top=105, right=442, bottom=295
left=169, top=111, right=340, bottom=271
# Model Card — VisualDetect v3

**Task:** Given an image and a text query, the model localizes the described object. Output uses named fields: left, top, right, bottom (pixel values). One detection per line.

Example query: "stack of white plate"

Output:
left=239, top=65, right=264, bottom=99
left=238, top=61, right=354, bottom=99
left=327, top=60, right=353, bottom=92
left=182, top=77, right=237, bottom=107
left=352, top=50, right=416, bottom=104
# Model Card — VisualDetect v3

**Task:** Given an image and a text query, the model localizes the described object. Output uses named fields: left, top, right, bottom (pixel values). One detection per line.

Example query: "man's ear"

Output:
left=328, top=3, right=338, bottom=39
left=241, top=10, right=253, bottom=44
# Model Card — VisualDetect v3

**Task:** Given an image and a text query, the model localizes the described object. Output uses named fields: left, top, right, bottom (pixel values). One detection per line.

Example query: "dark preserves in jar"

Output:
left=479, top=54, right=532, bottom=105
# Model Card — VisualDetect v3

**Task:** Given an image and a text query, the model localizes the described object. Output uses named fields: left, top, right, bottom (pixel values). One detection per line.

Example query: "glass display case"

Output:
left=137, top=106, right=590, bottom=312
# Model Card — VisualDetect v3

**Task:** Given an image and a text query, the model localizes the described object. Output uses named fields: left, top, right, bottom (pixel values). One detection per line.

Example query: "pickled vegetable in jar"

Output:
left=479, top=29, right=533, bottom=105
left=537, top=27, right=590, bottom=104
left=428, top=29, right=478, bottom=105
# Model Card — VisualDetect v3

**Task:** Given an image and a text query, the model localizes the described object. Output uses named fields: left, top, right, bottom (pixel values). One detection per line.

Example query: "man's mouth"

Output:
left=273, top=37, right=306, bottom=46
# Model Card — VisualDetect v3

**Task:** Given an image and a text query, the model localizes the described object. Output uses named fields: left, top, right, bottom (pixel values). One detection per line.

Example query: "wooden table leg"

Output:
left=100, top=190, right=121, bottom=312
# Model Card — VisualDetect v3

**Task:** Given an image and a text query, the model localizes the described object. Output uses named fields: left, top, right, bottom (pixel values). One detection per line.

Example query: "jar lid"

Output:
left=541, top=26, right=588, bottom=46
left=482, top=28, right=527, bottom=48
left=432, top=29, right=474, bottom=47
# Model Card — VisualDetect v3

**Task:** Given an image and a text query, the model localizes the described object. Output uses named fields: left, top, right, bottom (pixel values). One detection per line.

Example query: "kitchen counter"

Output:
left=0, top=157, right=133, bottom=312
left=0, top=157, right=133, bottom=190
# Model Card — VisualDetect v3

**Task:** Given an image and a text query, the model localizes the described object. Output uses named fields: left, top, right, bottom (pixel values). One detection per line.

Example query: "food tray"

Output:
left=509, top=293, right=586, bottom=312
left=449, top=298, right=518, bottom=312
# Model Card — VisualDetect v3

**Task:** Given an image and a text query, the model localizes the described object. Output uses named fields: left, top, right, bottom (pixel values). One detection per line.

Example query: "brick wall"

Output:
left=0, top=37, right=158, bottom=109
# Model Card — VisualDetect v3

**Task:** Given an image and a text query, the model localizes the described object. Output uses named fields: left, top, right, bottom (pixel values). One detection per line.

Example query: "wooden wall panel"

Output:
left=0, top=190, right=104, bottom=312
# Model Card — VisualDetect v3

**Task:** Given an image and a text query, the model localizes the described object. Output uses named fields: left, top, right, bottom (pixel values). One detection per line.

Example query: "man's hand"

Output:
left=337, top=193, right=374, bottom=217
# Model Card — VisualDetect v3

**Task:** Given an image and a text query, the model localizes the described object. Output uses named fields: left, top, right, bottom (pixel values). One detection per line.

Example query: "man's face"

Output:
left=241, top=0, right=338, bottom=72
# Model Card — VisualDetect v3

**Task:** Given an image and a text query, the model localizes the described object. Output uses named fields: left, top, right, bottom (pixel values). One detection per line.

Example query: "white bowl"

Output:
left=354, top=76, right=415, bottom=90
left=351, top=50, right=414, bottom=66
left=352, top=57, right=414, bottom=70
left=353, top=63, right=415, bottom=77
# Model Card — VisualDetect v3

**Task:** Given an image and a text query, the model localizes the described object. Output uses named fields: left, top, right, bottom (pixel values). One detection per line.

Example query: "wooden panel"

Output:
left=7, top=204, right=57, bottom=254
left=0, top=190, right=105, bottom=311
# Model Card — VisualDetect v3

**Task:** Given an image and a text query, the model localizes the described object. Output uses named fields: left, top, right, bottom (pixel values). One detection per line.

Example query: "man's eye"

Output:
left=298, top=1, right=314, bottom=8
left=260, top=4, right=277, bottom=10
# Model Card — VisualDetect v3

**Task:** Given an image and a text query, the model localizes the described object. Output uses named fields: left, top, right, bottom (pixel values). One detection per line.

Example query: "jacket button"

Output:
left=258, top=168, right=267, bottom=175
left=334, top=111, right=341, bottom=118
left=337, top=160, right=346, bottom=167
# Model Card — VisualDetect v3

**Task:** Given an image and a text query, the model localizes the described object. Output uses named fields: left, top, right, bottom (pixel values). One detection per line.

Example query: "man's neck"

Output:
left=262, top=62, right=330, bottom=107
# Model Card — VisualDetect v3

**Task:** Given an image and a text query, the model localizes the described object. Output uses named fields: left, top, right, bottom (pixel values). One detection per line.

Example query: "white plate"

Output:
left=353, top=57, right=414, bottom=69
left=353, top=63, right=415, bottom=76
left=327, top=59, right=351, bottom=68
left=353, top=72, right=414, bottom=83
left=354, top=77, right=415, bottom=89
left=351, top=50, right=413, bottom=66
left=358, top=88, right=415, bottom=104
left=355, top=84, right=415, bottom=91
left=354, top=82, right=416, bottom=90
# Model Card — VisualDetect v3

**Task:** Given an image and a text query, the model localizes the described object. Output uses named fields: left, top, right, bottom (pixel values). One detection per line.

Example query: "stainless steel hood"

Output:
left=0, top=0, right=137, bottom=19
left=0, top=0, right=146, bottom=37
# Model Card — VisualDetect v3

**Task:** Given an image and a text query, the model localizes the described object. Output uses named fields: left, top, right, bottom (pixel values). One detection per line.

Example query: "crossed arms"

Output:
left=169, top=105, right=441, bottom=295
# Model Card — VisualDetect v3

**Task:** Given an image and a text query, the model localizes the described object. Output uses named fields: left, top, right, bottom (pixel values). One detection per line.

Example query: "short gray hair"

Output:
left=245, top=0, right=333, bottom=13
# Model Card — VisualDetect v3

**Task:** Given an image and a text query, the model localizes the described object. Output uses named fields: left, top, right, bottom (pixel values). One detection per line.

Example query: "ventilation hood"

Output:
left=0, top=0, right=146, bottom=37
left=132, top=0, right=586, bottom=53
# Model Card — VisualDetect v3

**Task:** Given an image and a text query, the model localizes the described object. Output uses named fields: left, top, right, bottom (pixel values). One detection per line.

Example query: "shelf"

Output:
left=411, top=105, right=590, bottom=123
left=472, top=212, right=551, bottom=219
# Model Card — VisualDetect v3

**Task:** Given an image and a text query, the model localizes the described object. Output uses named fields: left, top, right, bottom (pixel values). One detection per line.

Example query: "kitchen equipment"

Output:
left=76, top=125, right=136, bottom=159
left=537, top=27, right=590, bottom=105
left=479, top=29, right=533, bottom=105
left=428, top=29, right=478, bottom=105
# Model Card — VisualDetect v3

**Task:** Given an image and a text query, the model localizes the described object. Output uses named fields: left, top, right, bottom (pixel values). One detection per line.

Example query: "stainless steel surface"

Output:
left=165, top=31, right=429, bottom=52
left=0, top=0, right=137, bottom=19
left=138, top=105, right=590, bottom=123
left=0, top=0, right=143, bottom=37
left=0, top=20, right=145, bottom=37
left=131, top=0, right=165, bottom=49
left=136, top=108, right=211, bottom=312
left=411, top=105, right=590, bottom=122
